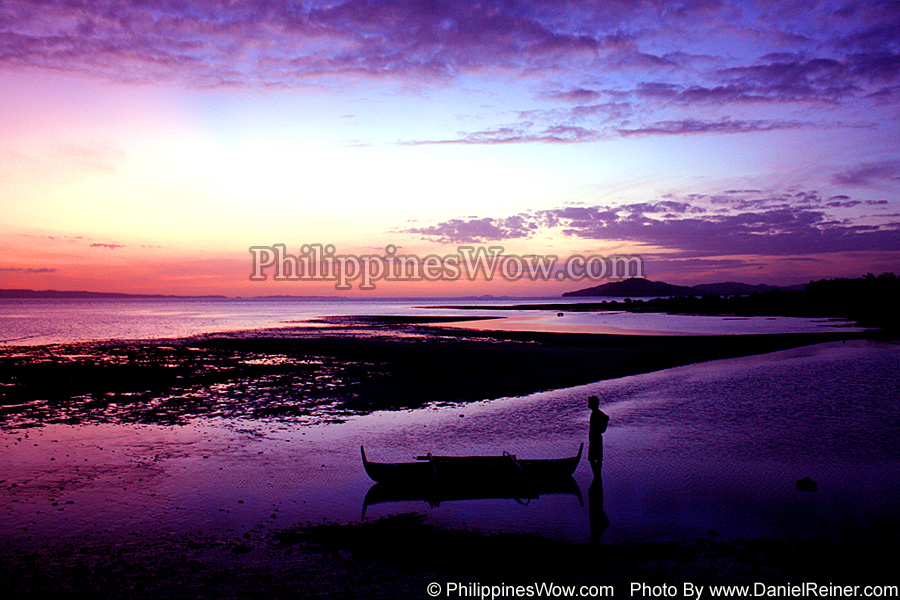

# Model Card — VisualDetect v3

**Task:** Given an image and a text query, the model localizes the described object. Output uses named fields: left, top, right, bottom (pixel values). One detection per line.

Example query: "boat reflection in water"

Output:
left=360, top=444, right=584, bottom=519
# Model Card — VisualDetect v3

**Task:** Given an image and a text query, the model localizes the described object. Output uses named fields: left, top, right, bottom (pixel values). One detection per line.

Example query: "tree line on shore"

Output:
left=584, top=273, right=899, bottom=331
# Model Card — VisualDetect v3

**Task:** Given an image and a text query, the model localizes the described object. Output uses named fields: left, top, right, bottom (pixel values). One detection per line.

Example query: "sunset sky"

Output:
left=1, top=0, right=898, bottom=296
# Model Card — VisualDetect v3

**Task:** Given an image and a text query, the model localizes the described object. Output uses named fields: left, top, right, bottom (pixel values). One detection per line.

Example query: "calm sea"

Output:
left=2, top=340, right=898, bottom=544
left=1, top=297, right=891, bottom=546
left=0, top=297, right=862, bottom=345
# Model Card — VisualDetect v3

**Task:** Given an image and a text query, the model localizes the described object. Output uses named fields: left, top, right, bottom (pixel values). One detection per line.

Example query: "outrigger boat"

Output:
left=360, top=443, right=583, bottom=486
left=359, top=444, right=584, bottom=519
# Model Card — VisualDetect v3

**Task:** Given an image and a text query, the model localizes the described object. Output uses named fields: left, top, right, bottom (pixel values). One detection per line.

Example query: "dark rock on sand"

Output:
left=796, top=476, right=818, bottom=492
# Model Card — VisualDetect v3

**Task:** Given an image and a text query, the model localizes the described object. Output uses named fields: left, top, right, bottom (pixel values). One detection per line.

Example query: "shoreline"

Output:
left=0, top=318, right=868, bottom=429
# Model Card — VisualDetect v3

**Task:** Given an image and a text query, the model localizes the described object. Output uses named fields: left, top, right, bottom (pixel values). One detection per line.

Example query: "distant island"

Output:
left=0, top=289, right=228, bottom=299
left=250, top=295, right=345, bottom=299
left=432, top=273, right=899, bottom=332
left=559, top=273, right=898, bottom=331
left=0, top=290, right=348, bottom=300
left=563, top=278, right=801, bottom=297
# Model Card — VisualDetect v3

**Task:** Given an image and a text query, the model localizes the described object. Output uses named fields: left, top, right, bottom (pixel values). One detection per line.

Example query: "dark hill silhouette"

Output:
left=563, top=278, right=805, bottom=298
left=564, top=273, right=899, bottom=332
left=563, top=278, right=697, bottom=297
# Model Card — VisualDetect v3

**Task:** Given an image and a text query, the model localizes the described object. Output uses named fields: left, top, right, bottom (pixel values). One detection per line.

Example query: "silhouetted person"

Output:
left=587, top=395, right=610, bottom=543
left=587, top=395, right=609, bottom=471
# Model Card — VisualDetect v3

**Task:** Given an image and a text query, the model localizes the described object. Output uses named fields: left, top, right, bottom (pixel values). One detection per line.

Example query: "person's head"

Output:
left=588, top=395, right=599, bottom=410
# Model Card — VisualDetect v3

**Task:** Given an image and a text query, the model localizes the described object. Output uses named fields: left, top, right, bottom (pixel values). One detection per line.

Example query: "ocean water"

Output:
left=0, top=297, right=862, bottom=345
left=2, top=340, right=898, bottom=545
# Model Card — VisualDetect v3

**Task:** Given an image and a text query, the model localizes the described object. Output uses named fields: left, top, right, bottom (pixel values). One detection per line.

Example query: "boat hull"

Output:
left=360, top=444, right=583, bottom=486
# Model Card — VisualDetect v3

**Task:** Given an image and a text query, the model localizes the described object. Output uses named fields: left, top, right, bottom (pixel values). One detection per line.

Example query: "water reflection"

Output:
left=361, top=477, right=583, bottom=520
left=4, top=341, right=899, bottom=546
left=589, top=461, right=610, bottom=544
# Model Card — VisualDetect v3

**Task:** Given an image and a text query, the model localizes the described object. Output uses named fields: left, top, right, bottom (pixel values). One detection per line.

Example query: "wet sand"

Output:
left=0, top=318, right=865, bottom=428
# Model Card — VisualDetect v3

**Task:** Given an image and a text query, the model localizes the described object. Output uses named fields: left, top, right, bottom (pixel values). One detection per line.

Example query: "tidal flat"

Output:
left=2, top=320, right=898, bottom=598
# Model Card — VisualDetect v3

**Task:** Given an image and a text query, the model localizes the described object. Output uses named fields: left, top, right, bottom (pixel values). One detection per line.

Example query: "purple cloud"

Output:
left=831, top=161, right=900, bottom=186
left=552, top=206, right=900, bottom=256
left=407, top=215, right=535, bottom=243
left=403, top=124, right=603, bottom=145
left=0, top=267, right=58, bottom=273
left=2, top=0, right=898, bottom=145
left=715, top=58, right=860, bottom=103
left=18, top=234, right=131, bottom=251
left=20, top=234, right=84, bottom=242
left=545, top=88, right=604, bottom=103
left=404, top=116, right=811, bottom=145
left=406, top=190, right=900, bottom=256
left=616, top=118, right=807, bottom=137
left=0, top=1, right=670, bottom=86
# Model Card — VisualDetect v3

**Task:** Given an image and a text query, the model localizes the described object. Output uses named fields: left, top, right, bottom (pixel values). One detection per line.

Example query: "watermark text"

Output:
left=249, top=244, right=644, bottom=290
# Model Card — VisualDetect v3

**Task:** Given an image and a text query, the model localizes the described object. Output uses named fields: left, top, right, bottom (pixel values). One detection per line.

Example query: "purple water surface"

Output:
left=2, top=340, right=898, bottom=547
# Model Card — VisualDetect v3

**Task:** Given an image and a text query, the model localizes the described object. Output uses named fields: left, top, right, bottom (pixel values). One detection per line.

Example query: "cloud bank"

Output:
left=2, top=1, right=898, bottom=141
left=407, top=189, right=900, bottom=256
